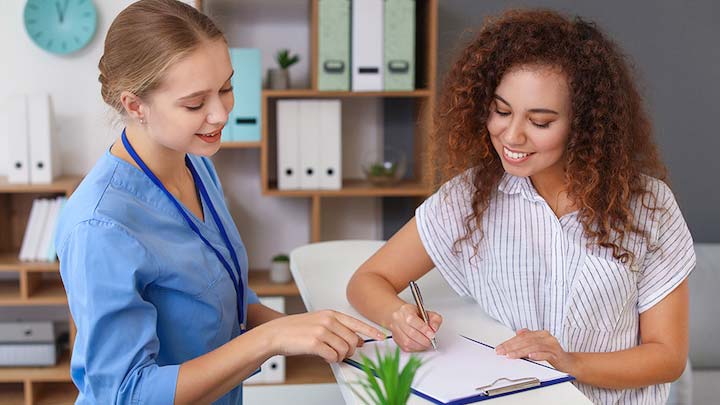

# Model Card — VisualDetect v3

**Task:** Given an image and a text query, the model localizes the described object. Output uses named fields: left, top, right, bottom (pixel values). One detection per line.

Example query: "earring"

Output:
left=139, top=118, right=145, bottom=125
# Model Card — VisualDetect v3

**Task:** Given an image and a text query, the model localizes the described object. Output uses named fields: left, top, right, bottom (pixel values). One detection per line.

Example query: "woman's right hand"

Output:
left=263, top=310, right=386, bottom=363
left=388, top=303, right=443, bottom=352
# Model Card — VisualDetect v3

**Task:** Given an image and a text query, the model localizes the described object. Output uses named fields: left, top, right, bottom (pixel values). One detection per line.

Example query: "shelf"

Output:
left=262, top=89, right=432, bottom=99
left=0, top=176, right=81, bottom=194
left=220, top=141, right=261, bottom=149
left=0, top=253, right=59, bottom=272
left=0, top=275, right=66, bottom=306
left=0, top=350, right=71, bottom=383
left=248, top=271, right=299, bottom=296
left=265, top=179, right=432, bottom=198
left=249, top=355, right=334, bottom=386
left=33, top=382, right=77, bottom=405
left=0, top=383, right=24, bottom=405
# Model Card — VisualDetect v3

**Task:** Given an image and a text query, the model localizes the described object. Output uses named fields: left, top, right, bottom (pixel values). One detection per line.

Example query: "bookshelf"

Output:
left=0, top=177, right=80, bottom=405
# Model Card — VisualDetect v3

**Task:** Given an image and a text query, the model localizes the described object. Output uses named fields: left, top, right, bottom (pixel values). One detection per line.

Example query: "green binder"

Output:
left=317, top=0, right=350, bottom=91
left=384, top=0, right=415, bottom=91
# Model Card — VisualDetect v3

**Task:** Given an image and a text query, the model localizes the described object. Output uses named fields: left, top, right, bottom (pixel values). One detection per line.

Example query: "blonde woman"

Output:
left=55, top=1, right=384, bottom=404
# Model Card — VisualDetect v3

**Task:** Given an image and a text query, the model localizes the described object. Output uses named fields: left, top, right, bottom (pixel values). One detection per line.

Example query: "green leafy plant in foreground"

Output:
left=351, top=346, right=424, bottom=405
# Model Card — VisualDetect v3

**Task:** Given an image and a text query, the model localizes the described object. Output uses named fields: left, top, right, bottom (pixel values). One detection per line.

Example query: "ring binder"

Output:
left=476, top=377, right=541, bottom=396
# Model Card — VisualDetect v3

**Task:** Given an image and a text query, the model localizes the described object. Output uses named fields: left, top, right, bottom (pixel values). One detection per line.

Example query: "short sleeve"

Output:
left=247, top=287, right=260, bottom=305
left=58, top=220, right=179, bottom=404
left=415, top=175, right=473, bottom=297
left=637, top=182, right=696, bottom=313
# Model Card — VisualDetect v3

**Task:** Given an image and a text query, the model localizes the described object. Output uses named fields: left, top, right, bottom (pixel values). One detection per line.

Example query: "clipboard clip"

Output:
left=475, top=377, right=541, bottom=396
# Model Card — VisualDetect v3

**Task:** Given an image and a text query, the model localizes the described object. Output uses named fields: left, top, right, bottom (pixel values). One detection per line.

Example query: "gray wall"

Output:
left=436, top=0, right=720, bottom=242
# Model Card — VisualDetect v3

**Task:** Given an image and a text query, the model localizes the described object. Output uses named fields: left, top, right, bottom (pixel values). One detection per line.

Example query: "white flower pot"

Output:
left=270, top=261, right=292, bottom=283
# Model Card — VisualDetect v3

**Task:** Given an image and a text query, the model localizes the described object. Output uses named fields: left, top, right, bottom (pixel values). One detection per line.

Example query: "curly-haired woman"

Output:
left=347, top=9, right=695, bottom=404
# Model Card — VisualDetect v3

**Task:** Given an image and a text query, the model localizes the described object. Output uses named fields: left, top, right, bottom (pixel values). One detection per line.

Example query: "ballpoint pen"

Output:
left=409, top=281, right=438, bottom=350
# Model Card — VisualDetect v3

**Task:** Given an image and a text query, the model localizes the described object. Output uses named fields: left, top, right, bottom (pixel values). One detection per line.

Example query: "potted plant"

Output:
left=352, top=345, right=424, bottom=405
left=268, top=49, right=300, bottom=90
left=269, top=254, right=292, bottom=283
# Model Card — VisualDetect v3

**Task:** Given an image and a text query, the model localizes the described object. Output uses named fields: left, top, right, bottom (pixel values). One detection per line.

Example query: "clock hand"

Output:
left=55, top=1, right=64, bottom=23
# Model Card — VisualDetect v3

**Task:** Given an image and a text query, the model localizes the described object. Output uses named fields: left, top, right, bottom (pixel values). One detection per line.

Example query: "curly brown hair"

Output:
left=433, top=9, right=667, bottom=265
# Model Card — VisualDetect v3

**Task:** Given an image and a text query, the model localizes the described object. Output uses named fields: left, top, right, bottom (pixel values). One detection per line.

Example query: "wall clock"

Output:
left=24, top=0, right=98, bottom=55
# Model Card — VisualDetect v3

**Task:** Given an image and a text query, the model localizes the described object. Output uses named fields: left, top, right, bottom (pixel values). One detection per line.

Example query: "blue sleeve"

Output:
left=58, top=220, right=179, bottom=405
left=247, top=287, right=260, bottom=305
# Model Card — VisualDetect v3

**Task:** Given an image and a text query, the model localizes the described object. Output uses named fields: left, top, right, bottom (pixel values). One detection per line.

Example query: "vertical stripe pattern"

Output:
left=415, top=172, right=696, bottom=405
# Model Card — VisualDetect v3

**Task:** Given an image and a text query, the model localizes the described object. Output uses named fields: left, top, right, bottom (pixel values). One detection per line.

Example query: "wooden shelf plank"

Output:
left=262, top=89, right=432, bottom=99
left=0, top=177, right=81, bottom=194
left=0, top=253, right=59, bottom=272
left=248, top=271, right=299, bottom=296
left=0, top=351, right=71, bottom=382
left=264, top=179, right=432, bottom=198
left=220, top=141, right=261, bottom=149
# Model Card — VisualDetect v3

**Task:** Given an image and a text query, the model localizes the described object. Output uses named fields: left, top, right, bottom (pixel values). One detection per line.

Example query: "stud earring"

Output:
left=139, top=118, right=145, bottom=125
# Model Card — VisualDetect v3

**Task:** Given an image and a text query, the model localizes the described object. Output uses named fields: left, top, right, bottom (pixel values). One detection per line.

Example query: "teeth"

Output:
left=504, top=147, right=530, bottom=160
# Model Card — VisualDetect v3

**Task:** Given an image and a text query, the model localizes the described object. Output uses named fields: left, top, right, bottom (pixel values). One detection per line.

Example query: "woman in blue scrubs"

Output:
left=54, top=1, right=384, bottom=404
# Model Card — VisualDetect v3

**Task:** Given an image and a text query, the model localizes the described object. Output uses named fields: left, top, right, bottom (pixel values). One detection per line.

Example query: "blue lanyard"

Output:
left=121, top=129, right=246, bottom=331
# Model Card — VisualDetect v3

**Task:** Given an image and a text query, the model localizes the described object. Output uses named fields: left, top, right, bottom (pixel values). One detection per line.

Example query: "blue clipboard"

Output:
left=343, top=335, right=575, bottom=405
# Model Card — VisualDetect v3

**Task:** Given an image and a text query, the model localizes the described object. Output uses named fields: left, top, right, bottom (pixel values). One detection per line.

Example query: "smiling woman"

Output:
left=346, top=8, right=696, bottom=405
left=54, top=1, right=385, bottom=405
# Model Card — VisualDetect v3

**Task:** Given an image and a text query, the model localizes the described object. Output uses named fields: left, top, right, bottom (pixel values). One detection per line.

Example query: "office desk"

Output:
left=290, top=240, right=592, bottom=405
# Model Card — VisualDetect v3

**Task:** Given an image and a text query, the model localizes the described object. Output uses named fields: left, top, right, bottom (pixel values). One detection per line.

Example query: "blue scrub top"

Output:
left=55, top=149, right=260, bottom=405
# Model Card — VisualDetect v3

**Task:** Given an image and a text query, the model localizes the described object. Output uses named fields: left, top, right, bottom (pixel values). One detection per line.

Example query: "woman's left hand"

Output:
left=495, top=329, right=578, bottom=374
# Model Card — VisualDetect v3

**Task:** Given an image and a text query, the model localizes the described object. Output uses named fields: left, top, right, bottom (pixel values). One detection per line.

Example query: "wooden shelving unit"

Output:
left=0, top=177, right=80, bottom=404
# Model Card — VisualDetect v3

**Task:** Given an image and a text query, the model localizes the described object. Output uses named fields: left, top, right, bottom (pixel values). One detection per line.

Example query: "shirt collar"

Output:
left=498, top=173, right=544, bottom=202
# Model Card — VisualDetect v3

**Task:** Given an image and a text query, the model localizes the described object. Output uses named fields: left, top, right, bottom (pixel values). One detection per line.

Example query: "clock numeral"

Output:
left=83, top=12, right=92, bottom=18
left=74, top=36, right=81, bottom=44
left=27, top=19, right=37, bottom=25
left=28, top=4, right=39, bottom=10
left=78, top=0, right=87, bottom=4
left=33, top=31, right=44, bottom=39
left=62, top=41, right=67, bottom=50
left=47, top=39, right=54, bottom=48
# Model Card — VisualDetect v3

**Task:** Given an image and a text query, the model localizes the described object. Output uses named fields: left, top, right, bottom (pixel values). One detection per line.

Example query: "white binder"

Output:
left=352, top=0, right=384, bottom=91
left=36, top=197, right=61, bottom=262
left=277, top=100, right=301, bottom=190
left=299, top=101, right=321, bottom=189
left=319, top=100, right=342, bottom=190
left=20, top=199, right=49, bottom=262
left=246, top=296, right=286, bottom=384
left=27, top=94, right=59, bottom=184
left=5, top=95, right=30, bottom=184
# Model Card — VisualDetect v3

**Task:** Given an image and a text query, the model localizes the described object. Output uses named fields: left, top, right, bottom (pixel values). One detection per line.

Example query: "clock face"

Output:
left=24, top=0, right=98, bottom=55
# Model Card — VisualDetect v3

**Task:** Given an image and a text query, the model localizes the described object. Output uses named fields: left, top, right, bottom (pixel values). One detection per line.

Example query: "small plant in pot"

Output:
left=268, top=49, right=300, bottom=90
left=351, top=345, right=423, bottom=405
left=269, top=254, right=291, bottom=283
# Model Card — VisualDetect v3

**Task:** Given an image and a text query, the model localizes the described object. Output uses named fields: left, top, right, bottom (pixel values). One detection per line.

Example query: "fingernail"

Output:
left=496, top=347, right=506, bottom=355
left=426, top=331, right=435, bottom=339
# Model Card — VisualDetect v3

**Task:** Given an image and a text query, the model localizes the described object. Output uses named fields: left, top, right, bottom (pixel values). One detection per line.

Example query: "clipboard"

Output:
left=344, top=333, right=574, bottom=404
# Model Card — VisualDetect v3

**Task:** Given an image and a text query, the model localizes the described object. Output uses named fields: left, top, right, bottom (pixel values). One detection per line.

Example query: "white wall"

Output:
left=0, top=0, right=383, bottom=269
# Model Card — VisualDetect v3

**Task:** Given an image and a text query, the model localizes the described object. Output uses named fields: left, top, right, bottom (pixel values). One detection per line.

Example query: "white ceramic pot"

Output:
left=268, top=68, right=290, bottom=90
left=270, top=261, right=291, bottom=283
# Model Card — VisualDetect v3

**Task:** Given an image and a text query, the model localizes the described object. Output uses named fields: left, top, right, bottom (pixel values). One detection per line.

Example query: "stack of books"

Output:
left=18, top=196, right=66, bottom=262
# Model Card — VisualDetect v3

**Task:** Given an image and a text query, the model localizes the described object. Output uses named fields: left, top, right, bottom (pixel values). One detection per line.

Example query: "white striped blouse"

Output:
left=415, top=171, right=696, bottom=405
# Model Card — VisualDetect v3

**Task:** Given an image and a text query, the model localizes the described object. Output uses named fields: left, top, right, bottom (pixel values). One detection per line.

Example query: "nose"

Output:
left=206, top=96, right=230, bottom=126
left=501, top=116, right=526, bottom=146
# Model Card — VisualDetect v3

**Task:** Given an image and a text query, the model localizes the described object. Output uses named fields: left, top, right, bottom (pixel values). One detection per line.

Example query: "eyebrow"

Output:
left=178, top=71, right=234, bottom=101
left=494, top=94, right=559, bottom=115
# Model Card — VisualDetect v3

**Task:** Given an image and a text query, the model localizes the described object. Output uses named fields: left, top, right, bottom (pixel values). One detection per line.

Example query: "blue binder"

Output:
left=344, top=335, right=575, bottom=405
left=226, top=48, right=261, bottom=142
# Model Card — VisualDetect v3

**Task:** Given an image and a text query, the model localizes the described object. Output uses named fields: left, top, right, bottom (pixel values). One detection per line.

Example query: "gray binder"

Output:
left=384, top=0, right=416, bottom=91
left=318, top=0, right=351, bottom=91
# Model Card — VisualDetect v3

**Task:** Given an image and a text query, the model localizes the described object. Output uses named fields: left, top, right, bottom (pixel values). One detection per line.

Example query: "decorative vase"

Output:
left=270, top=260, right=292, bottom=283
left=268, top=68, right=290, bottom=90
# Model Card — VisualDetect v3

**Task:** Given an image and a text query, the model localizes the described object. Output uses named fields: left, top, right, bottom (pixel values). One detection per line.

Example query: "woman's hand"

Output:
left=263, top=310, right=386, bottom=363
left=495, top=328, right=578, bottom=373
left=388, top=303, right=443, bottom=352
